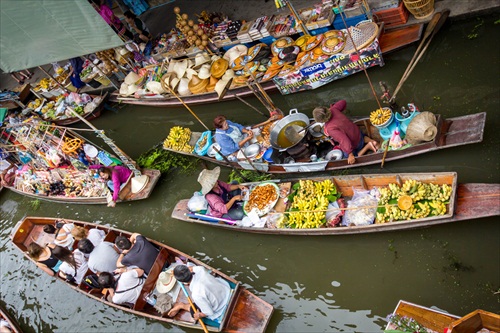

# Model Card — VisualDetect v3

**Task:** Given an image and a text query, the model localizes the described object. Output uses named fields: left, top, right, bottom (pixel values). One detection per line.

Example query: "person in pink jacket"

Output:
left=90, top=165, right=132, bottom=207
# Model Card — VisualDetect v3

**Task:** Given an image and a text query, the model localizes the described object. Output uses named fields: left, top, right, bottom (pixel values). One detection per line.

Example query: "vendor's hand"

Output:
left=238, top=185, right=248, bottom=191
left=233, top=194, right=242, bottom=201
left=347, top=153, right=355, bottom=165
left=108, top=200, right=116, bottom=208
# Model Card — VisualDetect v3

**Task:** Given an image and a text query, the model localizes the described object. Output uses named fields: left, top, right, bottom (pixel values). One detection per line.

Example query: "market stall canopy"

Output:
left=0, top=0, right=124, bottom=73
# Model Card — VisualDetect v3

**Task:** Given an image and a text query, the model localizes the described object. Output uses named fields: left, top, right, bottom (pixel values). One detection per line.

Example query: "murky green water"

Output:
left=1, top=15, right=499, bottom=332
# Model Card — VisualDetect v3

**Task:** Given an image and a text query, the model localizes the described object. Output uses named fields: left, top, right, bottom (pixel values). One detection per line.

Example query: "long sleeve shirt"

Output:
left=322, top=100, right=361, bottom=155
left=89, top=165, right=132, bottom=201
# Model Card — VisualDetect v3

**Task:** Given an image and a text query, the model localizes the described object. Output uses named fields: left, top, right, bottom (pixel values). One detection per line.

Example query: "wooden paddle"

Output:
left=178, top=281, right=209, bottom=333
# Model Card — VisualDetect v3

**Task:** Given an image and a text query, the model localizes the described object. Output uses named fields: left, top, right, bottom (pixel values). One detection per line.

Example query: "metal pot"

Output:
left=270, top=109, right=310, bottom=151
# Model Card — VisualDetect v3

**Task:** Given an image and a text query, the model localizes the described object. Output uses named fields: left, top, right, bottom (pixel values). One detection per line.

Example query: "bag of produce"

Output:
left=194, top=131, right=212, bottom=156
left=187, top=191, right=208, bottom=213
left=342, top=188, right=378, bottom=226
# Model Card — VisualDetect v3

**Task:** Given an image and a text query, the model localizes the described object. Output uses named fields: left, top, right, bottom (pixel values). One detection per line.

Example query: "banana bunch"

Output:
left=38, top=78, right=54, bottom=89
left=163, top=126, right=193, bottom=152
left=426, top=183, right=452, bottom=202
left=369, top=108, right=392, bottom=126
left=27, top=98, right=43, bottom=109
left=429, top=200, right=447, bottom=215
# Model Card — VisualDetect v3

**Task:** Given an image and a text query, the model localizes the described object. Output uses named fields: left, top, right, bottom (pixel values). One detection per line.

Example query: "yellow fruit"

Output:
left=397, top=195, right=413, bottom=210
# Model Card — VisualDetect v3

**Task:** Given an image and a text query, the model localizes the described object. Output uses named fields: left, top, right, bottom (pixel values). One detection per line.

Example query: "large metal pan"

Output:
left=270, top=109, right=310, bottom=151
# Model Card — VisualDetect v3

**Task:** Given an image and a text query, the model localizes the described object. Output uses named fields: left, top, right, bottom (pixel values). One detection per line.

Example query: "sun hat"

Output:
left=221, top=68, right=235, bottom=81
left=156, top=267, right=176, bottom=294
left=215, top=77, right=233, bottom=99
left=210, top=58, right=229, bottom=79
left=294, top=34, right=311, bottom=51
left=223, top=44, right=248, bottom=64
left=206, top=76, right=218, bottom=92
left=119, top=82, right=139, bottom=96
left=188, top=74, right=209, bottom=94
left=193, top=52, right=211, bottom=69
left=124, top=72, right=141, bottom=85
left=185, top=68, right=197, bottom=81
left=197, top=64, right=211, bottom=79
left=197, top=166, right=221, bottom=195
left=146, top=81, right=165, bottom=94
left=243, top=61, right=259, bottom=76
left=173, top=59, right=190, bottom=79
left=131, top=174, right=150, bottom=193
left=321, top=32, right=346, bottom=55
left=83, top=144, right=98, bottom=158
left=303, top=34, right=324, bottom=52
left=177, top=78, right=192, bottom=96
left=231, top=54, right=247, bottom=71
left=278, top=45, right=300, bottom=63
left=271, top=36, right=293, bottom=56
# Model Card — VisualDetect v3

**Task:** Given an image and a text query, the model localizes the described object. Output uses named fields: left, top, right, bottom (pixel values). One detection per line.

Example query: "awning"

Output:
left=0, top=0, right=124, bottom=73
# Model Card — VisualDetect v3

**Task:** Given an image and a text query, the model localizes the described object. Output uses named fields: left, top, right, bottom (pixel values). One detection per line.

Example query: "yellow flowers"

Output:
left=369, top=108, right=392, bottom=126
left=163, top=126, right=193, bottom=153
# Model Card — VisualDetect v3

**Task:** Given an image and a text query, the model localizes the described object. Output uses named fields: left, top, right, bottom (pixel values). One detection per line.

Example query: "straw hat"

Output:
left=223, top=44, right=248, bottom=64
left=169, top=77, right=180, bottom=91
left=124, top=72, right=141, bottom=85
left=197, top=166, right=221, bottom=195
left=210, top=58, right=229, bottom=79
left=405, top=112, right=437, bottom=144
left=146, top=81, right=165, bottom=95
left=206, top=76, right=218, bottom=92
left=188, top=74, right=209, bottom=94
left=131, top=174, right=150, bottom=193
left=215, top=77, right=233, bottom=99
left=193, top=52, right=211, bottom=69
left=119, top=82, right=139, bottom=96
left=221, top=69, right=235, bottom=81
left=231, top=55, right=247, bottom=71
left=294, top=35, right=311, bottom=51
left=185, top=68, right=197, bottom=80
left=211, top=54, right=221, bottom=62
left=321, top=33, right=346, bottom=55
left=278, top=45, right=300, bottom=63
left=243, top=61, right=259, bottom=75
left=341, top=21, right=378, bottom=55
left=197, top=64, right=211, bottom=79
left=177, top=78, right=192, bottom=96
left=155, top=267, right=176, bottom=294
left=303, top=34, right=324, bottom=52
left=173, top=59, right=190, bottom=79
left=271, top=36, right=293, bottom=56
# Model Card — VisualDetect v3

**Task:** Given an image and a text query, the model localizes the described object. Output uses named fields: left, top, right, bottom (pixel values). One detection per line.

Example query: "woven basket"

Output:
left=342, top=21, right=378, bottom=55
left=403, top=0, right=434, bottom=19
left=405, top=111, right=437, bottom=144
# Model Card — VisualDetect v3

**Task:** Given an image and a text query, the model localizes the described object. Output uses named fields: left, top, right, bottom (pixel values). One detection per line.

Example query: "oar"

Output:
left=162, top=84, right=210, bottom=131
left=178, top=281, right=209, bottom=333
left=393, top=12, right=441, bottom=96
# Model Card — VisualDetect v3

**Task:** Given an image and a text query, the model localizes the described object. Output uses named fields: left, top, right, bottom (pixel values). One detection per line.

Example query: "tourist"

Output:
left=89, top=165, right=132, bottom=207
left=115, top=233, right=159, bottom=274
left=27, top=242, right=62, bottom=276
left=97, top=267, right=145, bottom=305
left=312, top=100, right=379, bottom=165
left=197, top=167, right=247, bottom=220
left=213, top=115, right=253, bottom=157
left=77, top=238, right=118, bottom=274
left=168, top=264, right=231, bottom=325
left=43, top=220, right=75, bottom=249
left=71, top=225, right=105, bottom=247
left=52, top=245, right=88, bottom=284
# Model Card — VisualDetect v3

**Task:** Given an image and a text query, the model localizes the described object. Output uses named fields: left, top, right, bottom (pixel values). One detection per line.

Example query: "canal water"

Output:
left=1, top=14, right=498, bottom=332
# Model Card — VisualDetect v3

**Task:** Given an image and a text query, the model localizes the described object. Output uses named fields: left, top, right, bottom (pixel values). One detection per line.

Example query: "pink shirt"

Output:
left=89, top=165, right=132, bottom=201
left=323, top=100, right=361, bottom=155
left=205, top=181, right=232, bottom=218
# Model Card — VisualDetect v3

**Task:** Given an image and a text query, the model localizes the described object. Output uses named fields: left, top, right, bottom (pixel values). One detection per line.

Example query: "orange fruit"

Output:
left=398, top=195, right=413, bottom=210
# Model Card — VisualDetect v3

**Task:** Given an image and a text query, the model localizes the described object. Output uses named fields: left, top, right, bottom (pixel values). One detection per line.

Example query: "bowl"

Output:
left=243, top=143, right=260, bottom=158
left=325, top=149, right=343, bottom=161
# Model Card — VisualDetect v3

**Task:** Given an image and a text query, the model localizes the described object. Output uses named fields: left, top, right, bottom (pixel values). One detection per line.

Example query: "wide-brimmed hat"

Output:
left=215, top=77, right=233, bottom=99
left=223, top=44, right=248, bottom=64
left=231, top=55, right=247, bottom=71
left=210, top=58, right=229, bottom=79
left=197, top=64, right=211, bottom=79
left=173, top=59, right=191, bottom=79
left=119, top=82, right=139, bottom=96
left=221, top=69, right=235, bottom=81
left=188, top=74, right=209, bottom=94
left=321, top=32, right=346, bottom=55
left=193, top=52, right=211, bottom=69
left=146, top=81, right=165, bottom=95
left=131, top=174, right=149, bottom=193
left=156, top=267, right=176, bottom=294
left=197, top=166, right=221, bottom=195
left=177, top=78, right=192, bottom=96
left=278, top=45, right=300, bottom=63
left=294, top=34, right=311, bottom=51
left=206, top=76, right=218, bottom=92
left=303, top=34, right=324, bottom=52
left=271, top=36, right=293, bottom=56
left=185, top=68, right=197, bottom=81
left=124, top=72, right=141, bottom=85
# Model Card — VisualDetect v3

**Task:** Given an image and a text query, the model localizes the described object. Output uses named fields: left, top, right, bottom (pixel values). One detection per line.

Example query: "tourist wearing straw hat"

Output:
left=312, top=100, right=379, bottom=165
left=197, top=167, right=248, bottom=219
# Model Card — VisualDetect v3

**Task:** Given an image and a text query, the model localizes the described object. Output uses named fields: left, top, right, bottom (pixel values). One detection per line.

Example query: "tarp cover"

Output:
left=0, top=0, right=124, bottom=73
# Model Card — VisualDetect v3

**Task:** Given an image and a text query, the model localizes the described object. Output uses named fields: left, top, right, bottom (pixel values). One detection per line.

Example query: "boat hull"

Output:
left=10, top=217, right=273, bottom=332
left=0, top=304, right=22, bottom=333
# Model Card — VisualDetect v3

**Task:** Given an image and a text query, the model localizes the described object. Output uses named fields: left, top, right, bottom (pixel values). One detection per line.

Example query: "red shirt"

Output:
left=323, top=100, right=361, bottom=155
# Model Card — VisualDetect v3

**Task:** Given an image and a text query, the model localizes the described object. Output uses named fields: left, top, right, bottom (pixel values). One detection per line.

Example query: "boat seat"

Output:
left=103, top=230, right=119, bottom=244
left=133, top=248, right=170, bottom=311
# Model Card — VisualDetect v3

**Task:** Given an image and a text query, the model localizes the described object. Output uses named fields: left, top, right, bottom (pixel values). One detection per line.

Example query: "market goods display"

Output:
left=173, top=8, right=212, bottom=50
left=376, top=179, right=452, bottom=223
left=281, top=179, right=340, bottom=229
left=95, top=49, right=118, bottom=75
left=35, top=93, right=101, bottom=121
left=370, top=107, right=393, bottom=126
left=244, top=182, right=279, bottom=216
left=162, top=126, right=193, bottom=152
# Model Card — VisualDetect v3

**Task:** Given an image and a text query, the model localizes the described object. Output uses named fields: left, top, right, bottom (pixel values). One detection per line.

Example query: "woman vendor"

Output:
left=197, top=167, right=247, bottom=220
left=213, top=115, right=254, bottom=157
left=89, top=165, right=132, bottom=207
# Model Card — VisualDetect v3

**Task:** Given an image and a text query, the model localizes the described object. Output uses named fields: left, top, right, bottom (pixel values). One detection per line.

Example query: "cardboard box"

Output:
left=449, top=310, right=500, bottom=333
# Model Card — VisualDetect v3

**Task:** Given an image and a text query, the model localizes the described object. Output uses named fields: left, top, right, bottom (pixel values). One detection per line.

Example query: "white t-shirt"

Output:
left=87, top=228, right=105, bottom=247
left=190, top=266, right=231, bottom=320
left=58, top=249, right=88, bottom=284
left=54, top=223, right=75, bottom=248
left=112, top=270, right=144, bottom=305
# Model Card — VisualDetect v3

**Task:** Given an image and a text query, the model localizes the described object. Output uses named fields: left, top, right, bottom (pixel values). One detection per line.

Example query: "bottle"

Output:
left=145, top=292, right=156, bottom=306
left=401, top=106, right=409, bottom=118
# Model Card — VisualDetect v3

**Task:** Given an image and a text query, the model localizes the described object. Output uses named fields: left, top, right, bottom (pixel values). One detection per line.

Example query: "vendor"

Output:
left=124, top=10, right=152, bottom=43
left=89, top=165, right=131, bottom=207
left=312, top=100, right=379, bottom=165
left=213, top=115, right=253, bottom=157
left=197, top=167, right=247, bottom=220
left=68, top=57, right=86, bottom=91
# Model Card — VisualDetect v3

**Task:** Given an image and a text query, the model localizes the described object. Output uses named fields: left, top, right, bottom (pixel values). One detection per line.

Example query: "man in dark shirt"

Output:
left=115, top=233, right=158, bottom=274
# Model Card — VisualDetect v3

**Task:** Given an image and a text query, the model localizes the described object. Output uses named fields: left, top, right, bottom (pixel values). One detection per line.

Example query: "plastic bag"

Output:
left=342, top=188, right=378, bottom=226
left=194, top=131, right=213, bottom=156
left=187, top=191, right=208, bottom=213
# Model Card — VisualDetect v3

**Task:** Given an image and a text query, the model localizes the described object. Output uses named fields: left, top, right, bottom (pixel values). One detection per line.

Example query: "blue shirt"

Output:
left=214, top=120, right=245, bottom=156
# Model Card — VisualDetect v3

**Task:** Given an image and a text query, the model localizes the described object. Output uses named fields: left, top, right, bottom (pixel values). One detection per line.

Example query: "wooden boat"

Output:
left=386, top=300, right=500, bottom=333
left=0, top=304, right=22, bottom=333
left=0, top=121, right=160, bottom=205
left=385, top=300, right=460, bottom=332
left=109, top=23, right=423, bottom=107
left=38, top=92, right=109, bottom=126
left=171, top=172, right=500, bottom=235
left=10, top=217, right=274, bottom=332
left=164, top=112, right=486, bottom=174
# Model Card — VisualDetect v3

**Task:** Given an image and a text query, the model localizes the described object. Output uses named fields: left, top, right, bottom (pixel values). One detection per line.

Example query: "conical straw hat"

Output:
left=131, top=174, right=150, bottom=194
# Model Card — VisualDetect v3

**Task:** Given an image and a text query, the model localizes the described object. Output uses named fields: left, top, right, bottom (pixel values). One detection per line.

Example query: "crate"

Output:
left=370, top=0, right=400, bottom=13
left=333, top=13, right=368, bottom=29
left=449, top=310, right=500, bottom=333
left=373, top=1, right=409, bottom=27
left=333, top=0, right=369, bottom=17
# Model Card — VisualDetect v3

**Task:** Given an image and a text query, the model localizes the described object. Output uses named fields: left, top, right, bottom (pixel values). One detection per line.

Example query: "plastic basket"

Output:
left=94, top=75, right=111, bottom=86
left=403, top=0, right=434, bottom=19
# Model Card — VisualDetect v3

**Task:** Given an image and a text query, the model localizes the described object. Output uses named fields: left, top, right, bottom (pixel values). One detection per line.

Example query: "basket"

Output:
left=405, top=111, right=437, bottom=144
left=94, top=75, right=111, bottom=86
left=403, top=0, right=434, bottom=19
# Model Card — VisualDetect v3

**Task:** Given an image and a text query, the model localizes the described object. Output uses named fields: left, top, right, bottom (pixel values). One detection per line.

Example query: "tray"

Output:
left=243, top=182, right=279, bottom=216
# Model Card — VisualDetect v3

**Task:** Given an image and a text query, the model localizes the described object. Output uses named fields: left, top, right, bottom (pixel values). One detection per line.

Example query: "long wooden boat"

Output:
left=164, top=112, right=486, bottom=174
left=10, top=217, right=273, bottom=332
left=0, top=121, right=160, bottom=205
left=0, top=304, right=22, bottom=333
left=38, top=92, right=109, bottom=126
left=385, top=300, right=460, bottom=332
left=109, top=23, right=423, bottom=107
left=172, top=172, right=500, bottom=235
